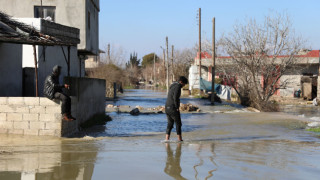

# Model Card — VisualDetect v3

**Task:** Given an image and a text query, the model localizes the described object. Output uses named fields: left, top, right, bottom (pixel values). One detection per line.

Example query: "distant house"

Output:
left=85, top=49, right=105, bottom=69
left=190, top=50, right=320, bottom=98
left=0, top=0, right=100, bottom=64
left=0, top=11, right=80, bottom=97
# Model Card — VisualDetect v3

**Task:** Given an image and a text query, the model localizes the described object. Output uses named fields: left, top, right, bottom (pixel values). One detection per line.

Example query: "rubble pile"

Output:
left=106, top=104, right=116, bottom=108
left=179, top=103, right=201, bottom=112
left=106, top=103, right=201, bottom=113
left=146, top=106, right=165, bottom=112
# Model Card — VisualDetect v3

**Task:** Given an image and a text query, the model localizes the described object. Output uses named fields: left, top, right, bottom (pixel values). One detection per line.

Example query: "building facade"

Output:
left=192, top=50, right=320, bottom=98
left=0, top=0, right=99, bottom=55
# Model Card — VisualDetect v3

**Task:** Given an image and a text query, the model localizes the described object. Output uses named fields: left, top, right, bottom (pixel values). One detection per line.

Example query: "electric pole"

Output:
left=153, top=53, right=156, bottom=86
left=171, top=45, right=174, bottom=82
left=211, top=17, right=216, bottom=105
left=166, top=36, right=169, bottom=94
left=198, top=8, right=202, bottom=93
left=107, top=43, right=110, bottom=63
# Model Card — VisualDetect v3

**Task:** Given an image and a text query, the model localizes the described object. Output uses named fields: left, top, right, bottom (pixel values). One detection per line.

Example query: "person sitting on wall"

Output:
left=43, top=65, right=76, bottom=121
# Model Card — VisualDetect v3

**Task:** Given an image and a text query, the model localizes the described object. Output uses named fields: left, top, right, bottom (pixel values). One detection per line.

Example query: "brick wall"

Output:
left=0, top=97, right=63, bottom=136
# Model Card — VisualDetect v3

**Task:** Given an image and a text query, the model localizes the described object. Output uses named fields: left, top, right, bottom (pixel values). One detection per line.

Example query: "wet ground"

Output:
left=1, top=89, right=320, bottom=180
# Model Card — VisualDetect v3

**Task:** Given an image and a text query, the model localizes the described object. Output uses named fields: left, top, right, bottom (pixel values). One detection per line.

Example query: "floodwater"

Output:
left=1, top=89, right=320, bottom=180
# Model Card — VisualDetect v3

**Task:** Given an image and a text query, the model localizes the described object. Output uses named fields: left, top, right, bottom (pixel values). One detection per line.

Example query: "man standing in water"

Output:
left=165, top=76, right=188, bottom=142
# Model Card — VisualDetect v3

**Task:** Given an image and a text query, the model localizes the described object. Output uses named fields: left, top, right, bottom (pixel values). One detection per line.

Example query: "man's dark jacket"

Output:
left=43, top=73, right=63, bottom=99
left=165, top=82, right=182, bottom=114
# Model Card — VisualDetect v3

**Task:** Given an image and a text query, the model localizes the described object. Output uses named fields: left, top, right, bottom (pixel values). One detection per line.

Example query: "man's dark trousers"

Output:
left=166, top=111, right=182, bottom=135
left=54, top=92, right=71, bottom=114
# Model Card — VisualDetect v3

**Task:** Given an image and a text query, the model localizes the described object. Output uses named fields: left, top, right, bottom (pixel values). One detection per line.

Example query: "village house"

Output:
left=0, top=0, right=99, bottom=61
left=0, top=1, right=105, bottom=138
left=190, top=50, right=320, bottom=100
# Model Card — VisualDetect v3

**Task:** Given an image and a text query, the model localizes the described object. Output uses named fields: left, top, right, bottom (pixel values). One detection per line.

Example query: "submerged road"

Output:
left=0, top=89, right=320, bottom=180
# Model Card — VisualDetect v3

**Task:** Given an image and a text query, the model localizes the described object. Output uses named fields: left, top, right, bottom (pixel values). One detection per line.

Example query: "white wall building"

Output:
left=0, top=0, right=99, bottom=56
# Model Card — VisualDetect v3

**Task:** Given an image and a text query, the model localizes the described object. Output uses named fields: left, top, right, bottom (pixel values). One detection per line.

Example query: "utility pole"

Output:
left=107, top=43, right=110, bottom=63
left=166, top=36, right=169, bottom=94
left=198, top=8, right=202, bottom=93
left=211, top=17, right=216, bottom=105
left=171, top=45, right=174, bottom=82
left=153, top=53, right=156, bottom=86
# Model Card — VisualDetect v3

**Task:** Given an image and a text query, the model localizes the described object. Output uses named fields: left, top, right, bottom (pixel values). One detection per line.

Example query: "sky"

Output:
left=99, top=0, right=320, bottom=60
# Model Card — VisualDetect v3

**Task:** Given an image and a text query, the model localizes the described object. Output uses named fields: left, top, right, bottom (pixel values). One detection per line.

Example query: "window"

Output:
left=34, top=6, right=56, bottom=22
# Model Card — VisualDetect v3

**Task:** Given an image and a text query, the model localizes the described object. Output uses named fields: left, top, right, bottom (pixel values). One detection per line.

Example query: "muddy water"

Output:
left=1, top=89, right=320, bottom=180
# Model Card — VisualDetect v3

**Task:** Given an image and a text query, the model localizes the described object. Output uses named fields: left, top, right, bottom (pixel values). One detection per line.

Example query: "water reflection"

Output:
left=164, top=143, right=186, bottom=180
left=191, top=143, right=217, bottom=180
left=0, top=135, right=99, bottom=180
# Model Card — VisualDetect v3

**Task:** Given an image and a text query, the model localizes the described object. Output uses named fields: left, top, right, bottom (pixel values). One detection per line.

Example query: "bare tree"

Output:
left=100, top=43, right=127, bottom=67
left=218, top=12, right=306, bottom=111
left=172, top=48, right=196, bottom=80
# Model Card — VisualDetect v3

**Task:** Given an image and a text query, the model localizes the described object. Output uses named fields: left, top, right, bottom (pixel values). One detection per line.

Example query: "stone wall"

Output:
left=0, top=77, right=106, bottom=137
left=0, top=97, right=62, bottom=136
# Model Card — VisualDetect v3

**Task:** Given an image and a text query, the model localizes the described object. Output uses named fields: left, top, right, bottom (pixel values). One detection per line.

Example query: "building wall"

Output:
left=38, top=45, right=81, bottom=96
left=0, top=43, right=23, bottom=96
left=23, top=45, right=80, bottom=96
left=0, top=0, right=99, bottom=55
left=21, top=44, right=80, bottom=97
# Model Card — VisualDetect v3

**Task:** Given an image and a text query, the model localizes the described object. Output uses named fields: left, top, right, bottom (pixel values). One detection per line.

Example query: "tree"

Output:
left=218, top=12, right=306, bottom=111
left=100, top=43, right=127, bottom=67
left=126, top=52, right=140, bottom=68
left=141, top=53, right=159, bottom=68
left=172, top=48, right=196, bottom=80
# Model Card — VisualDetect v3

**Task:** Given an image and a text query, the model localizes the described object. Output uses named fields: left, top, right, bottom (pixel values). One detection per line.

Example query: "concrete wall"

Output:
left=0, top=0, right=99, bottom=55
left=0, top=43, right=23, bottom=96
left=66, top=77, right=106, bottom=134
left=0, top=77, right=106, bottom=137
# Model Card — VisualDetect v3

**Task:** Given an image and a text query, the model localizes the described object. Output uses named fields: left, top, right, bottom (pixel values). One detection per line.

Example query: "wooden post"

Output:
left=153, top=53, right=156, bottom=86
left=67, top=46, right=70, bottom=77
left=107, top=43, right=111, bottom=63
left=198, top=8, right=202, bottom=93
left=166, top=36, right=169, bottom=94
left=33, top=45, right=39, bottom=97
left=171, top=45, right=174, bottom=82
left=211, top=17, right=216, bottom=105
left=113, top=82, right=117, bottom=99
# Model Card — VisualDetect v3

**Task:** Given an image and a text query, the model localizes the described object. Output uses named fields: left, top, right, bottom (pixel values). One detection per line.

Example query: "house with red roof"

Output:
left=190, top=50, right=320, bottom=100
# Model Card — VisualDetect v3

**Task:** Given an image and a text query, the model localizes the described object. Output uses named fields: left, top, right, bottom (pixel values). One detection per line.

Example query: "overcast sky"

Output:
left=99, top=0, right=320, bottom=59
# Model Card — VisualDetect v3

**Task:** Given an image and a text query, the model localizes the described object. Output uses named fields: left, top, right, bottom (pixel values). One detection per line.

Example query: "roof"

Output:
left=195, top=52, right=212, bottom=60
left=196, top=50, right=320, bottom=60
left=0, top=11, right=78, bottom=46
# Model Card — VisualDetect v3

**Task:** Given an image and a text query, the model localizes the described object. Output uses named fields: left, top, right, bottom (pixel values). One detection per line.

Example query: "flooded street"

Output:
left=1, top=89, right=320, bottom=179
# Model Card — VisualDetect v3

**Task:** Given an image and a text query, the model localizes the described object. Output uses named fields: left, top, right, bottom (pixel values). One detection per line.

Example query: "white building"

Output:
left=0, top=12, right=80, bottom=97
left=0, top=0, right=99, bottom=56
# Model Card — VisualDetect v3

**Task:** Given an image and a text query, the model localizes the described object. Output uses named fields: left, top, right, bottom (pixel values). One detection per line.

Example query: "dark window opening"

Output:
left=34, top=6, right=56, bottom=22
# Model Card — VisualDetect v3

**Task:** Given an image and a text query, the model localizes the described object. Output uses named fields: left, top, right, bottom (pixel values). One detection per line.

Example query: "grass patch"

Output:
left=123, top=85, right=135, bottom=89
left=307, top=127, right=320, bottom=132
left=193, top=95, right=209, bottom=99
left=80, top=113, right=112, bottom=129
